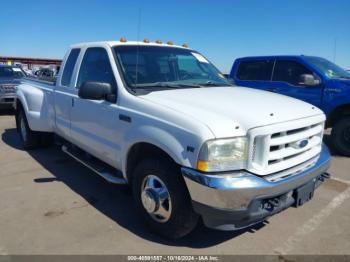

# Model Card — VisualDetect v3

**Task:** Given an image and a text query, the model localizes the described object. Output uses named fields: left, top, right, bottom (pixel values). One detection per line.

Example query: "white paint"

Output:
left=274, top=187, right=350, bottom=254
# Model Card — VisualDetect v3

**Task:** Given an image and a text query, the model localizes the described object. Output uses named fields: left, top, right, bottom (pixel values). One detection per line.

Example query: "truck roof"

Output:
left=235, top=55, right=322, bottom=61
left=70, top=41, right=191, bottom=50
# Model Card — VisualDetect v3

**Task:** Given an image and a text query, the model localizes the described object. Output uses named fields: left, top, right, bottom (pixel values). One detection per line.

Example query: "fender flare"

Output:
left=121, top=125, right=193, bottom=178
left=15, top=85, right=53, bottom=132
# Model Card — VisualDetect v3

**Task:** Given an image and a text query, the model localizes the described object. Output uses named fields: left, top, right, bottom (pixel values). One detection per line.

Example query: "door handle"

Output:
left=119, top=114, right=132, bottom=123
left=71, top=98, right=75, bottom=107
left=325, top=88, right=341, bottom=93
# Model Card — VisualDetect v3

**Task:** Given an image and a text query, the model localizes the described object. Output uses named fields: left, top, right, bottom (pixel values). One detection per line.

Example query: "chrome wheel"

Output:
left=141, top=175, right=172, bottom=223
left=20, top=116, right=27, bottom=142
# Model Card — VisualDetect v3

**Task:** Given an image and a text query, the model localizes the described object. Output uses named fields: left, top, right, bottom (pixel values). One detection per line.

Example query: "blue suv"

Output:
left=230, top=55, right=350, bottom=156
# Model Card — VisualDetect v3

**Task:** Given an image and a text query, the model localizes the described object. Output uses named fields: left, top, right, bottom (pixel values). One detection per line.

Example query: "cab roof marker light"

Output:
left=143, top=38, right=150, bottom=43
left=167, top=41, right=174, bottom=45
left=120, top=37, right=127, bottom=43
left=182, top=43, right=188, bottom=48
left=155, top=39, right=162, bottom=44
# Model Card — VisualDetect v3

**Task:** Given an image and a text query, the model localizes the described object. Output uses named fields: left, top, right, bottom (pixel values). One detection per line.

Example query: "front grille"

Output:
left=0, top=84, right=16, bottom=93
left=264, top=156, right=318, bottom=182
left=248, top=116, right=324, bottom=177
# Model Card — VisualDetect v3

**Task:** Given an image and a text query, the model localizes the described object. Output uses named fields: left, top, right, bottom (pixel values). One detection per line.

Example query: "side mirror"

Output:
left=78, top=82, right=114, bottom=101
left=299, top=74, right=320, bottom=86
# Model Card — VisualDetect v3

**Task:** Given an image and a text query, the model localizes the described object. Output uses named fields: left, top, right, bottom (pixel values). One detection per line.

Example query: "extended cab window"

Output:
left=77, top=48, right=116, bottom=90
left=272, top=60, right=313, bottom=86
left=236, top=60, right=274, bottom=81
left=61, top=48, right=80, bottom=86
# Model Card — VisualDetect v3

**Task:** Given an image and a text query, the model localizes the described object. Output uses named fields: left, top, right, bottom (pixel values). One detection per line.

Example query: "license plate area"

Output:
left=293, top=180, right=315, bottom=207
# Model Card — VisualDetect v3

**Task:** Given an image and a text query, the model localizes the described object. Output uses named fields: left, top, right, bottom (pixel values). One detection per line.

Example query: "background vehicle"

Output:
left=0, top=64, right=26, bottom=109
left=230, top=56, right=350, bottom=156
left=34, top=68, right=57, bottom=82
left=15, top=41, right=330, bottom=239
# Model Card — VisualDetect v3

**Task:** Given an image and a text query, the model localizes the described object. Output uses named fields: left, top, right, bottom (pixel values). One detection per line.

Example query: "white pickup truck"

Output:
left=15, top=40, right=331, bottom=239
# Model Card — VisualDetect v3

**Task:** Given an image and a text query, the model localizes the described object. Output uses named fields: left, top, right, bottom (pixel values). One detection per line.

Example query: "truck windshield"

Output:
left=305, top=56, right=350, bottom=79
left=113, top=45, right=230, bottom=91
left=0, top=66, right=26, bottom=78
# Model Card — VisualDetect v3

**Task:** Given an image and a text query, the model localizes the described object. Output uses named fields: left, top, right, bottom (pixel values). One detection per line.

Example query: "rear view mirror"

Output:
left=78, top=82, right=114, bottom=101
left=299, top=74, right=320, bottom=86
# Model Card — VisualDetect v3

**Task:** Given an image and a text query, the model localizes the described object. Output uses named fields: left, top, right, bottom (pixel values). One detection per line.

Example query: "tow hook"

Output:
left=262, top=197, right=281, bottom=212
left=315, top=172, right=330, bottom=188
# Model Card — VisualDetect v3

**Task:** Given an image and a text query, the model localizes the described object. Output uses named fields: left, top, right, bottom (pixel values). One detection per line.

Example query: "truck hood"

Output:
left=141, top=86, right=324, bottom=138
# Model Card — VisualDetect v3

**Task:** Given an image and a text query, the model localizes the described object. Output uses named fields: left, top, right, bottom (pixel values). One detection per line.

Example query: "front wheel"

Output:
left=132, top=158, right=199, bottom=239
left=331, top=117, right=350, bottom=157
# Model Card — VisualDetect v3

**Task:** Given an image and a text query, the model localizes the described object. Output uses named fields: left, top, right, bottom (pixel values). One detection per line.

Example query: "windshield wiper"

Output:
left=131, top=82, right=202, bottom=89
left=332, top=76, right=350, bottom=80
left=194, top=81, right=232, bottom=87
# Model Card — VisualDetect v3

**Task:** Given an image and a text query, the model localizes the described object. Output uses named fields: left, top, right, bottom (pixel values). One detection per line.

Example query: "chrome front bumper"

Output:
left=182, top=144, right=331, bottom=230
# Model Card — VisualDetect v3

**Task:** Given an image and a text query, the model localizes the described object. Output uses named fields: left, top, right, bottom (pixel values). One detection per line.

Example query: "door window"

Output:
left=61, top=48, right=80, bottom=87
left=236, top=60, right=274, bottom=81
left=76, top=47, right=116, bottom=91
left=272, top=60, right=313, bottom=86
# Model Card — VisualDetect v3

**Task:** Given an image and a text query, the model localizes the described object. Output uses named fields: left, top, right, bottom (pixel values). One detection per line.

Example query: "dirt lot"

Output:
left=0, top=110, right=349, bottom=255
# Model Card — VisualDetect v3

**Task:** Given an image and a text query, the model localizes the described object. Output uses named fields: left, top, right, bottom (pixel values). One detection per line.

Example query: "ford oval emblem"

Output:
left=291, top=139, right=309, bottom=149
left=299, top=139, right=309, bottom=148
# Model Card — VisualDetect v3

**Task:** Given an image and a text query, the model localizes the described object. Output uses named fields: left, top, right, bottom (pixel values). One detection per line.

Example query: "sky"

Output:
left=0, top=0, right=349, bottom=72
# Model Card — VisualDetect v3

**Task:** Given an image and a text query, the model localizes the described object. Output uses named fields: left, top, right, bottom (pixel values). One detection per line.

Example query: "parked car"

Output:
left=0, top=64, right=26, bottom=109
left=230, top=56, right=350, bottom=156
left=22, top=68, right=35, bottom=77
left=15, top=40, right=330, bottom=239
left=34, top=68, right=57, bottom=82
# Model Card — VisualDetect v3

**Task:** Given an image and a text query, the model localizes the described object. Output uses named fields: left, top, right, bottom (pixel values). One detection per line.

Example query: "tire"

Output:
left=331, top=117, right=350, bottom=157
left=132, top=157, right=199, bottom=239
left=18, top=110, right=40, bottom=149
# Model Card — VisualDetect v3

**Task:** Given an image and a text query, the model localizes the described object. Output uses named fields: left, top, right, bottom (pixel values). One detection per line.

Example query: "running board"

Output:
left=62, top=145, right=127, bottom=185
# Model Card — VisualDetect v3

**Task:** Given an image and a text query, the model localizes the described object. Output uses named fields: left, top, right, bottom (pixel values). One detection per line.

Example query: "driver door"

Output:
left=271, top=59, right=323, bottom=108
left=70, top=47, right=121, bottom=168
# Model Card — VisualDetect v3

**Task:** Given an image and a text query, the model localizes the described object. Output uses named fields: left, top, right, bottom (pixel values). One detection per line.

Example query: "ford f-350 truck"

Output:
left=15, top=40, right=331, bottom=239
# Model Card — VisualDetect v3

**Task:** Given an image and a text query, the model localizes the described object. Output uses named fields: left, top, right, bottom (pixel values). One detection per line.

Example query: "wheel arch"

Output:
left=125, top=142, right=180, bottom=184
left=327, top=103, right=350, bottom=127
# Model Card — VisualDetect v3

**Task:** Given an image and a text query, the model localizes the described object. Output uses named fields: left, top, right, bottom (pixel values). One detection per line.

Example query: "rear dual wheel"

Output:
left=18, top=109, right=53, bottom=149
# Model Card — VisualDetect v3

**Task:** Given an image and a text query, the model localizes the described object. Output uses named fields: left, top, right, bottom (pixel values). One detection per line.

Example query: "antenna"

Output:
left=333, top=37, right=337, bottom=63
left=135, top=7, right=142, bottom=86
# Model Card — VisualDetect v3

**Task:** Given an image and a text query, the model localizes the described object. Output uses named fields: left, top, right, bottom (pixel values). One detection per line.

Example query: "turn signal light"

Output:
left=120, top=37, right=127, bottom=42
left=197, top=160, right=209, bottom=172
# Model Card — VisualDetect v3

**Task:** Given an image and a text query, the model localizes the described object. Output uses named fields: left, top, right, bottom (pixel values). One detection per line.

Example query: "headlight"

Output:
left=197, top=137, right=248, bottom=172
